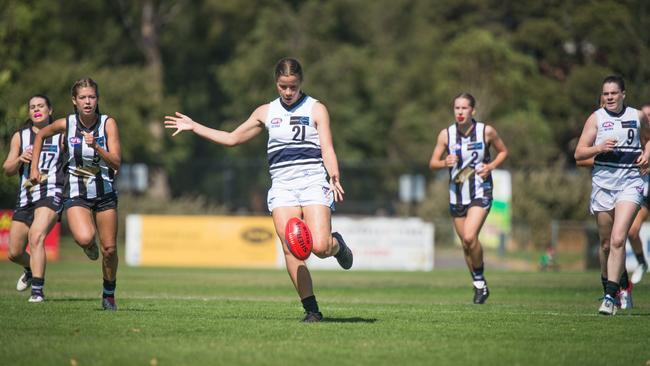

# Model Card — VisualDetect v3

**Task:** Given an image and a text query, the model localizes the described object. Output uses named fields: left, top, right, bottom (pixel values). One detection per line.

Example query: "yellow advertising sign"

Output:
left=127, top=215, right=278, bottom=268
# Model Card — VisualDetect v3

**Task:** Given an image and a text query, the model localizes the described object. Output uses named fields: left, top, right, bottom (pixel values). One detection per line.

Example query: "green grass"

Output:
left=1, top=242, right=650, bottom=366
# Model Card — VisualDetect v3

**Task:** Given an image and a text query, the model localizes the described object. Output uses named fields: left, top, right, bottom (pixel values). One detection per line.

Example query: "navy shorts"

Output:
left=12, top=196, right=64, bottom=226
left=64, top=192, right=118, bottom=212
left=449, top=198, right=492, bottom=218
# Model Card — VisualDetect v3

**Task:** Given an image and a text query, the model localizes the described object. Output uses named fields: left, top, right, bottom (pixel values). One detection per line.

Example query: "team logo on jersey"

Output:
left=601, top=121, right=614, bottom=129
left=467, top=142, right=484, bottom=151
left=621, top=121, right=637, bottom=128
left=290, top=116, right=310, bottom=126
left=270, top=118, right=282, bottom=127
left=95, top=136, right=105, bottom=147
left=69, top=136, right=82, bottom=146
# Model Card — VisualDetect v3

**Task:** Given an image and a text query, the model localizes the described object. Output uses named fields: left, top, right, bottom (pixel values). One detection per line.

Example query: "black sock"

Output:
left=605, top=280, right=619, bottom=299
left=24, top=267, right=33, bottom=278
left=636, top=252, right=647, bottom=266
left=600, top=275, right=608, bottom=294
left=103, top=279, right=116, bottom=298
left=471, top=266, right=485, bottom=282
left=620, top=270, right=630, bottom=290
left=301, top=295, right=319, bottom=313
left=32, top=277, right=44, bottom=295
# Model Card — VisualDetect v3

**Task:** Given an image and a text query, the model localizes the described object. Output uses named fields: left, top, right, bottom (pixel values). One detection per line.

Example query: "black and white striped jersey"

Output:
left=64, top=113, right=116, bottom=199
left=15, top=126, right=64, bottom=208
left=447, top=120, right=493, bottom=205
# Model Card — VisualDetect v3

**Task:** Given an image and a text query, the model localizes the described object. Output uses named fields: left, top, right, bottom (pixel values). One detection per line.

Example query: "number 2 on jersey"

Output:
left=292, top=125, right=306, bottom=141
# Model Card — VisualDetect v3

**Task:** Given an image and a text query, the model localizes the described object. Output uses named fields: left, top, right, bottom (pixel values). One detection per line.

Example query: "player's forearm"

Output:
left=322, top=149, right=340, bottom=179
left=94, top=147, right=121, bottom=171
left=192, top=122, right=237, bottom=147
left=3, top=157, right=22, bottom=176
left=488, top=150, right=508, bottom=170
left=574, top=145, right=601, bottom=161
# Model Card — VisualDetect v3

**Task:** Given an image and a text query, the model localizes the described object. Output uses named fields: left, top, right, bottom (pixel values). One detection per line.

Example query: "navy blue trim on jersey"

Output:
left=268, top=147, right=322, bottom=166
left=280, top=93, right=308, bottom=112
left=268, top=140, right=320, bottom=150
left=603, top=105, right=627, bottom=118
left=595, top=150, right=641, bottom=165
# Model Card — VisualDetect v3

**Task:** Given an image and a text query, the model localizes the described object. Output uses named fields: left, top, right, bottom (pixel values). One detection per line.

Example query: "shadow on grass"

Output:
left=321, top=317, right=378, bottom=323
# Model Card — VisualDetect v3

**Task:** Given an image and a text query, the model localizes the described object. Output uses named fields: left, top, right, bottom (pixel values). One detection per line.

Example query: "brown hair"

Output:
left=274, top=58, right=303, bottom=82
left=453, top=92, right=476, bottom=108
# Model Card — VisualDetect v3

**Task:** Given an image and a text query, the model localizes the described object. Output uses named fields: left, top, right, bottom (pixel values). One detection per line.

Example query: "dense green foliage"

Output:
left=2, top=1, right=649, bottom=245
left=1, top=248, right=649, bottom=366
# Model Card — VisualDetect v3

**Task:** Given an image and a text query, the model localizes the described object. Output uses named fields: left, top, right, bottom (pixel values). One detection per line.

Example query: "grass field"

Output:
left=1, top=241, right=649, bottom=366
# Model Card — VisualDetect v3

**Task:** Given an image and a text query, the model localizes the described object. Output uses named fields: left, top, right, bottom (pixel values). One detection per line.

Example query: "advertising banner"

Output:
left=126, top=215, right=278, bottom=267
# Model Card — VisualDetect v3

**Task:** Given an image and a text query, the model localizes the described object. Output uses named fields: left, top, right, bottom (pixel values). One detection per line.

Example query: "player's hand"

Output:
left=475, top=163, right=492, bottom=179
left=81, top=131, right=96, bottom=148
left=330, top=175, right=345, bottom=202
left=445, top=154, right=458, bottom=167
left=19, top=146, right=33, bottom=163
left=164, top=112, right=195, bottom=136
left=637, top=152, right=650, bottom=175
left=28, top=165, right=41, bottom=186
left=597, top=138, right=617, bottom=154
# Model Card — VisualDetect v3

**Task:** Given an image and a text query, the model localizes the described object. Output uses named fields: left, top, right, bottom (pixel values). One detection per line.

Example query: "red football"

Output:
left=285, top=217, right=313, bottom=260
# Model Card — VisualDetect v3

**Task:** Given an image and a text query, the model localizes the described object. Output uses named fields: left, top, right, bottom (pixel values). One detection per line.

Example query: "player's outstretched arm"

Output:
left=429, top=129, right=454, bottom=170
left=164, top=105, right=267, bottom=147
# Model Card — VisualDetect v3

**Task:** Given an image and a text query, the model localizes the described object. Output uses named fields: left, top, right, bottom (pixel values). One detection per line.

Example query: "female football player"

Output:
left=164, top=57, right=352, bottom=322
left=29, top=78, right=121, bottom=310
left=574, top=75, right=650, bottom=315
left=3, top=95, right=64, bottom=302
left=428, top=93, right=508, bottom=304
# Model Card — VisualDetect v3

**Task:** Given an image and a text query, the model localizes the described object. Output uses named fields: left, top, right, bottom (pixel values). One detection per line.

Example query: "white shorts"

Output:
left=267, top=183, right=334, bottom=212
left=590, top=182, right=645, bottom=213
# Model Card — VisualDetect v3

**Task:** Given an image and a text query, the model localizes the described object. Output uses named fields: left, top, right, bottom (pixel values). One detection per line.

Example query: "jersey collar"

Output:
left=603, top=105, right=627, bottom=118
left=280, top=93, right=307, bottom=112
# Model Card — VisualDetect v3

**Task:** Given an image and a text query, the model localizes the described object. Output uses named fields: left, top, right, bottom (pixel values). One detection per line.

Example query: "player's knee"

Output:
left=7, top=249, right=23, bottom=263
left=74, top=233, right=95, bottom=247
left=28, top=231, right=46, bottom=249
left=101, top=244, right=117, bottom=258
left=600, top=239, right=610, bottom=253
left=461, top=234, right=477, bottom=249
left=311, top=237, right=330, bottom=258
left=609, top=233, right=626, bottom=249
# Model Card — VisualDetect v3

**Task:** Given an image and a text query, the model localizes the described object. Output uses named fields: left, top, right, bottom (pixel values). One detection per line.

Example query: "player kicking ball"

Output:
left=164, top=57, right=352, bottom=322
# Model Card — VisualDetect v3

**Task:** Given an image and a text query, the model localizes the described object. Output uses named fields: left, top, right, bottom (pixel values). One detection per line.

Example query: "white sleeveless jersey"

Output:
left=593, top=106, right=646, bottom=190
left=447, top=120, right=493, bottom=205
left=265, top=94, right=327, bottom=188
left=65, top=113, right=116, bottom=199
left=16, top=126, right=64, bottom=208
